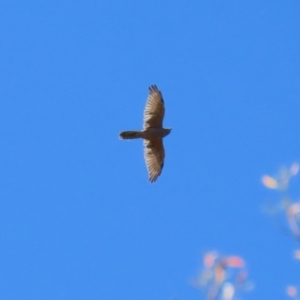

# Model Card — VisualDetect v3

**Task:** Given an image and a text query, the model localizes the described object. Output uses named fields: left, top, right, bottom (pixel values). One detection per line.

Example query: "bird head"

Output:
left=164, top=128, right=172, bottom=136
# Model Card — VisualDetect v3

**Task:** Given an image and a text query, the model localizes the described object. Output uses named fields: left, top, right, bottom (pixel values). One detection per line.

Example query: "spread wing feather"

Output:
left=144, top=138, right=165, bottom=183
left=143, top=85, right=165, bottom=129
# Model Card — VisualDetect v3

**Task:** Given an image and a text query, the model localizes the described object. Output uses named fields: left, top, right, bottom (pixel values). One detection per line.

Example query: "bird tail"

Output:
left=119, top=131, right=143, bottom=139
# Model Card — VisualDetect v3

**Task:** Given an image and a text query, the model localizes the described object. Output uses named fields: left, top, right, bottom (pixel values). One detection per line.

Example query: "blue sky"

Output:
left=1, top=1, right=300, bottom=299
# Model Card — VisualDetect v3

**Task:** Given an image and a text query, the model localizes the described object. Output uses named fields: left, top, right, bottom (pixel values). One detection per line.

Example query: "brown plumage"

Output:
left=119, top=85, right=171, bottom=182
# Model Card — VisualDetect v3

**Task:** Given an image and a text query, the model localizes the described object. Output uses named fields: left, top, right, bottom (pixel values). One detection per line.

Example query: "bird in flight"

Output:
left=119, top=85, right=171, bottom=183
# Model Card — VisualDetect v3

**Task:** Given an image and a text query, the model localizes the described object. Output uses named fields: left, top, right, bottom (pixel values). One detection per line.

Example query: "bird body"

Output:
left=119, top=85, right=171, bottom=182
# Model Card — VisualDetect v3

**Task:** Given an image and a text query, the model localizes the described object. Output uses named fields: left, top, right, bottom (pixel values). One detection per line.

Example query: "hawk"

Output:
left=119, top=85, right=171, bottom=183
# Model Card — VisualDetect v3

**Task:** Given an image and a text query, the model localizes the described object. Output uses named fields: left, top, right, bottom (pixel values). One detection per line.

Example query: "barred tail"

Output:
left=119, top=131, right=143, bottom=139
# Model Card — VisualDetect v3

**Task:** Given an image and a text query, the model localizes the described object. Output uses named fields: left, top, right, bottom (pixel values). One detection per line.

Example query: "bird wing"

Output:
left=144, top=138, right=165, bottom=183
left=143, top=85, right=165, bottom=129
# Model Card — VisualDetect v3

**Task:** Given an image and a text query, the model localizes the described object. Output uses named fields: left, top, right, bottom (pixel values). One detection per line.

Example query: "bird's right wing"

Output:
left=143, top=85, right=165, bottom=129
left=144, top=138, right=165, bottom=183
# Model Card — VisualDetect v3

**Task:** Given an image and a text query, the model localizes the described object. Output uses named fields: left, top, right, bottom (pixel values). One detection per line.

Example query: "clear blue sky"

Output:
left=1, top=2, right=300, bottom=299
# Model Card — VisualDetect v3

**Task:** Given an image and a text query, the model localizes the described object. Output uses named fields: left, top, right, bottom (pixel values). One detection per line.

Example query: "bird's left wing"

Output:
left=144, top=138, right=165, bottom=183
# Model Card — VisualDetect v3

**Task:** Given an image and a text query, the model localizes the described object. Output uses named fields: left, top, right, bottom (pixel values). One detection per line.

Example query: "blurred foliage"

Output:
left=190, top=162, right=300, bottom=299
